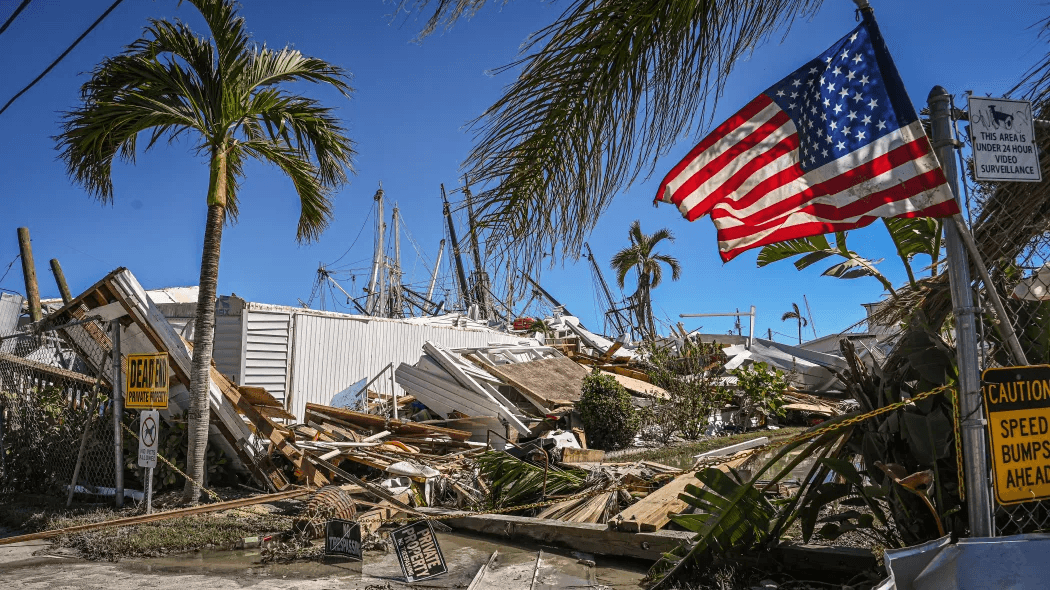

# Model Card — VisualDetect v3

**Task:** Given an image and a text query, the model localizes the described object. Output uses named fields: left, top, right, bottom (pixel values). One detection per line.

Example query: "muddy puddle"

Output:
left=118, top=531, right=648, bottom=589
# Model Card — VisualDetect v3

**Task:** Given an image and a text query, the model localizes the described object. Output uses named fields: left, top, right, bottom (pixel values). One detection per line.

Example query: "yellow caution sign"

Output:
left=125, top=353, right=169, bottom=410
left=982, top=365, right=1050, bottom=505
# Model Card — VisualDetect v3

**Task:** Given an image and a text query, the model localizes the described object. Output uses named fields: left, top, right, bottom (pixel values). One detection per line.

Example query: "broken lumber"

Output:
left=610, top=453, right=751, bottom=532
left=417, top=508, right=694, bottom=561
left=305, top=402, right=472, bottom=441
left=0, top=488, right=314, bottom=546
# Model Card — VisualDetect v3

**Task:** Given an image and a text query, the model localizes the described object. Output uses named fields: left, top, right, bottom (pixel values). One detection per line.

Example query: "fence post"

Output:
left=928, top=85, right=994, bottom=537
left=111, top=319, right=124, bottom=509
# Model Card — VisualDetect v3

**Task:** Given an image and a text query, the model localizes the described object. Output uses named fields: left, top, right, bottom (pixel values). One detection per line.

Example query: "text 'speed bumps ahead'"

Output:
left=982, top=365, right=1050, bottom=504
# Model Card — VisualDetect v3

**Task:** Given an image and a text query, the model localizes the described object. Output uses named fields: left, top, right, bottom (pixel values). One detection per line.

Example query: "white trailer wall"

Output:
left=280, top=308, right=529, bottom=422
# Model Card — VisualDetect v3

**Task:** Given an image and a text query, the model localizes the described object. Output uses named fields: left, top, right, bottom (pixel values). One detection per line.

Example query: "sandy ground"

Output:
left=0, top=531, right=648, bottom=589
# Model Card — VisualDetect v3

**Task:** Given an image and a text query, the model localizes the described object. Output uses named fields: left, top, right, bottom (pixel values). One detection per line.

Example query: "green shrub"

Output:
left=577, top=370, right=640, bottom=450
left=731, top=361, right=787, bottom=430
left=643, top=341, right=732, bottom=441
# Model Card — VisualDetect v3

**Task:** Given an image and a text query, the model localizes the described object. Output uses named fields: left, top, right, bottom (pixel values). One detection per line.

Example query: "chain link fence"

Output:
left=948, top=91, right=1050, bottom=535
left=0, top=324, right=125, bottom=501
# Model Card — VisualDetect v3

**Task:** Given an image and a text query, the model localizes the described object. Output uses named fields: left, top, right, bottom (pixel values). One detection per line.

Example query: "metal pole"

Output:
left=111, top=319, right=124, bottom=509
left=426, top=239, right=445, bottom=311
left=16, top=227, right=41, bottom=323
left=145, top=466, right=153, bottom=515
left=748, top=305, right=756, bottom=350
left=928, top=85, right=993, bottom=537
left=392, top=205, right=402, bottom=317
left=390, top=364, right=398, bottom=420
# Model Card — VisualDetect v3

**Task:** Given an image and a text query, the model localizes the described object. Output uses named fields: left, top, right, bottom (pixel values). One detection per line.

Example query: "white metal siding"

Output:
left=0, top=293, right=23, bottom=335
left=286, top=313, right=526, bottom=422
left=242, top=309, right=292, bottom=405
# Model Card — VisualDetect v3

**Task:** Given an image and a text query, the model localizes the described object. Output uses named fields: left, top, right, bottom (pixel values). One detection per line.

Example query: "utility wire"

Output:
left=0, top=0, right=126, bottom=117
left=0, top=254, right=20, bottom=287
left=0, top=0, right=32, bottom=37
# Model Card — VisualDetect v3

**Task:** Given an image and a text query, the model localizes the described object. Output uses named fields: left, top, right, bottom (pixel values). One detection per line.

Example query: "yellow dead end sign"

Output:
left=125, top=353, right=169, bottom=410
left=982, top=366, right=1050, bottom=505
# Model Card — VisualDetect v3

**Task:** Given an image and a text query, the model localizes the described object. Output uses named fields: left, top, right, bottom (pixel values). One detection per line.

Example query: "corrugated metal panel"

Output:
left=286, top=312, right=528, bottom=422
left=243, top=308, right=291, bottom=405
left=0, top=292, right=24, bottom=334
left=154, top=298, right=244, bottom=383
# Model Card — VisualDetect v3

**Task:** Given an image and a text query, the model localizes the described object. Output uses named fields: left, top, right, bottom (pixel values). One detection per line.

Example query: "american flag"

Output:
left=656, top=15, right=959, bottom=262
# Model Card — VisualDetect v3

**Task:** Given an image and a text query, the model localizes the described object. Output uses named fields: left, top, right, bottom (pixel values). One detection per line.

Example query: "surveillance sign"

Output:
left=138, top=410, right=159, bottom=469
left=968, top=96, right=1041, bottom=183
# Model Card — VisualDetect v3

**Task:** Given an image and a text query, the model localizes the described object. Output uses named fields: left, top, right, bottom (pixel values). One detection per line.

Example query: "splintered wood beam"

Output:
left=214, top=368, right=327, bottom=488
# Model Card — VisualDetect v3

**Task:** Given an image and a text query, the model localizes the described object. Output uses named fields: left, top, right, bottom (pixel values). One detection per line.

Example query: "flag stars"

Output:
left=856, top=130, right=866, bottom=140
left=847, top=110, right=858, bottom=121
left=861, top=115, right=872, bottom=125
left=840, top=50, right=849, bottom=60
left=823, top=98, right=830, bottom=107
left=832, top=66, right=842, bottom=76
left=846, top=70, right=856, bottom=81
left=842, top=125, right=851, bottom=136
left=820, top=76, right=826, bottom=86
left=849, top=32, right=858, bottom=43
left=852, top=53, right=863, bottom=64
left=827, top=82, right=836, bottom=92
left=859, top=75, right=870, bottom=87
left=822, top=148, right=829, bottom=157
left=839, top=88, right=849, bottom=99
left=792, top=79, right=802, bottom=87
left=790, top=91, right=798, bottom=99
left=833, top=104, right=843, bottom=114
left=836, top=141, right=846, bottom=151
left=853, top=91, right=864, bottom=103
left=829, top=121, right=838, bottom=130
left=868, top=98, right=879, bottom=109
left=876, top=120, right=887, bottom=130
left=776, top=89, right=785, bottom=97
left=826, top=135, right=834, bottom=144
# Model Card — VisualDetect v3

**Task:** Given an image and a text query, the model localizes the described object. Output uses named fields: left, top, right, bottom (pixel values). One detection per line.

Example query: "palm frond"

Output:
left=459, top=0, right=824, bottom=271
left=396, top=0, right=493, bottom=40
left=756, top=234, right=833, bottom=268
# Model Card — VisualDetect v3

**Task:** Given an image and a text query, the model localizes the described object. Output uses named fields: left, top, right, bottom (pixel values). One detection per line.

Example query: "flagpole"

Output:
left=928, top=85, right=994, bottom=538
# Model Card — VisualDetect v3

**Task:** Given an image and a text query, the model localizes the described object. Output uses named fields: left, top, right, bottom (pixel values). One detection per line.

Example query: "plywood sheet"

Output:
left=479, top=357, right=588, bottom=406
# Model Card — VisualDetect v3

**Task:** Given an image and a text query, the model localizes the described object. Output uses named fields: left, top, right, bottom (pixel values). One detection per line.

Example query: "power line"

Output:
left=0, top=0, right=32, bottom=37
left=0, top=254, right=20, bottom=287
left=0, top=0, right=126, bottom=117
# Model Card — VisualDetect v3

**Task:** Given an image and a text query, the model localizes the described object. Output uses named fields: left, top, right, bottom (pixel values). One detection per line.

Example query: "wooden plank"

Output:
left=417, top=508, right=694, bottom=561
left=610, top=454, right=750, bottom=532
left=0, top=487, right=313, bottom=547
left=472, top=355, right=587, bottom=407
left=306, top=402, right=472, bottom=441
left=215, top=367, right=327, bottom=488
left=561, top=448, right=605, bottom=464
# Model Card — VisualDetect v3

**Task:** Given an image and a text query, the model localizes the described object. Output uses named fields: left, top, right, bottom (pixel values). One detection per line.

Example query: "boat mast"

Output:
left=365, top=184, right=384, bottom=315
left=442, top=184, right=472, bottom=313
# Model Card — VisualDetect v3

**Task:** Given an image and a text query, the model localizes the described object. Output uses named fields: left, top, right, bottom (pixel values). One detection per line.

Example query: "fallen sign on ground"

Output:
left=981, top=365, right=1050, bottom=504
left=390, top=520, right=447, bottom=582
left=324, top=519, right=362, bottom=561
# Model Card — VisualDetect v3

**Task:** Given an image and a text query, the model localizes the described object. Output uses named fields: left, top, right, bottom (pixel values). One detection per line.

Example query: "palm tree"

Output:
left=400, top=0, right=824, bottom=274
left=55, top=0, right=356, bottom=503
left=611, top=220, right=681, bottom=339
left=781, top=302, right=808, bottom=344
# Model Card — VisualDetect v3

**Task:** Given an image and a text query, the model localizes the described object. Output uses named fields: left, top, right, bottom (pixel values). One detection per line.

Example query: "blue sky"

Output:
left=0, top=1, right=1044, bottom=341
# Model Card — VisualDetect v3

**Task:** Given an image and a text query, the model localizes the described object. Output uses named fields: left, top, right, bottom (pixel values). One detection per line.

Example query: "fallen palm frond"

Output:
left=475, top=450, right=590, bottom=508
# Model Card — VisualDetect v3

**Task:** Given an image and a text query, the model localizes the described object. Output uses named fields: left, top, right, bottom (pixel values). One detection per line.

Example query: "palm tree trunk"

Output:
left=798, top=319, right=802, bottom=345
left=182, top=149, right=227, bottom=504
